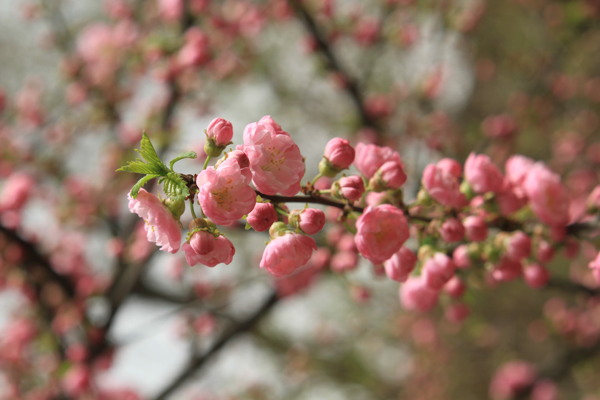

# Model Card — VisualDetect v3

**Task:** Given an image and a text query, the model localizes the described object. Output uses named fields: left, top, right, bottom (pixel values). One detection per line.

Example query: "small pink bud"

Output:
left=247, top=202, right=278, bottom=232
left=445, top=302, right=470, bottom=323
left=464, top=153, right=504, bottom=194
left=505, top=231, right=531, bottom=261
left=324, top=138, right=355, bottom=170
left=491, top=257, right=523, bottom=282
left=422, top=252, right=456, bottom=290
left=400, top=277, right=439, bottom=312
left=333, top=175, right=365, bottom=202
left=453, top=245, right=472, bottom=269
left=444, top=276, right=466, bottom=298
left=383, top=247, right=417, bottom=282
left=524, top=264, right=550, bottom=289
left=440, top=218, right=465, bottom=243
left=189, top=230, right=215, bottom=255
left=296, top=208, right=326, bottom=235
left=537, top=240, right=555, bottom=263
left=331, top=250, right=359, bottom=272
left=206, top=118, right=233, bottom=147
left=369, top=160, right=407, bottom=191
left=463, top=215, right=488, bottom=242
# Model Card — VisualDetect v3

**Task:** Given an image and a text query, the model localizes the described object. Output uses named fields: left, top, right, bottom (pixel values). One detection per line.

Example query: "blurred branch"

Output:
left=152, top=290, right=279, bottom=400
left=287, top=0, right=380, bottom=133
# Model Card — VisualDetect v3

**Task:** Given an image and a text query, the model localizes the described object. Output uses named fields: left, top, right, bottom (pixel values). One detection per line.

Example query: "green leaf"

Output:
left=139, top=132, right=165, bottom=167
left=169, top=151, right=197, bottom=170
left=160, top=172, right=190, bottom=198
left=116, top=133, right=170, bottom=176
left=130, top=174, right=160, bottom=198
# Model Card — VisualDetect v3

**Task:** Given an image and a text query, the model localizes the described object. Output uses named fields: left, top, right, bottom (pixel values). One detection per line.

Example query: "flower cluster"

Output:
left=123, top=116, right=600, bottom=323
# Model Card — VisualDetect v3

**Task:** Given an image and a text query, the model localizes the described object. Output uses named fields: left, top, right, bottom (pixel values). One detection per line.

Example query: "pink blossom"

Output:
left=128, top=189, right=181, bottom=253
left=260, top=233, right=317, bottom=277
left=464, top=153, right=504, bottom=194
left=522, top=163, right=570, bottom=227
left=490, top=361, right=536, bottom=400
left=492, top=257, right=523, bottom=282
left=354, top=143, right=403, bottom=179
left=446, top=302, right=470, bottom=323
left=422, top=162, right=467, bottom=208
left=524, top=264, right=550, bottom=289
left=62, top=364, right=90, bottom=397
left=505, top=231, right=531, bottom=261
left=505, top=155, right=535, bottom=186
left=0, top=173, right=35, bottom=212
left=196, top=161, right=256, bottom=225
left=216, top=149, right=251, bottom=181
left=246, top=202, right=277, bottom=232
left=242, top=116, right=305, bottom=196
left=294, top=208, right=326, bottom=235
left=183, top=236, right=235, bottom=267
left=463, top=215, right=488, bottom=242
left=354, top=205, right=410, bottom=264
left=482, top=114, right=518, bottom=139
left=369, top=160, right=407, bottom=191
left=158, top=0, right=183, bottom=22
left=177, top=27, right=210, bottom=69
left=589, top=252, right=600, bottom=271
left=206, top=118, right=233, bottom=147
left=444, top=276, right=466, bottom=298
left=453, top=245, right=472, bottom=269
left=440, top=218, right=465, bottom=242
left=587, top=185, right=600, bottom=210
left=331, top=250, right=359, bottom=272
left=275, top=248, right=329, bottom=297
left=383, top=247, right=417, bottom=282
left=400, top=277, right=439, bottom=312
left=189, top=230, right=215, bottom=255
left=496, top=185, right=527, bottom=215
left=537, top=240, right=555, bottom=263
left=422, top=252, right=456, bottom=290
left=324, top=137, right=355, bottom=170
left=334, top=175, right=365, bottom=202
left=437, top=158, right=462, bottom=178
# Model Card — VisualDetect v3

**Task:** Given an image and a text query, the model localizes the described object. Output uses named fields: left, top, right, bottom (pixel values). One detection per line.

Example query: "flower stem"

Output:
left=189, top=198, right=198, bottom=219
left=202, top=155, right=212, bottom=170
left=310, top=172, right=324, bottom=186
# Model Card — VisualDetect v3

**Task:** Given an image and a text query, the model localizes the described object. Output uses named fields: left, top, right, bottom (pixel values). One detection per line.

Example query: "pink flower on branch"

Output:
left=522, top=163, right=570, bottom=227
left=127, top=189, right=181, bottom=254
left=422, top=160, right=467, bottom=208
left=196, top=161, right=257, bottom=225
left=354, top=142, right=403, bottom=179
left=183, top=235, right=235, bottom=267
left=242, top=116, right=305, bottom=196
left=355, top=204, right=410, bottom=264
left=464, top=153, right=504, bottom=194
left=260, top=231, right=317, bottom=277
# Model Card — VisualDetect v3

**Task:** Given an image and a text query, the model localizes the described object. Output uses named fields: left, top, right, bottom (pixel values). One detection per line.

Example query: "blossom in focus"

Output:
left=291, top=208, right=326, bottom=235
left=323, top=137, right=355, bottom=171
left=354, top=142, right=403, bottom=179
left=206, top=117, right=233, bottom=147
left=196, top=161, right=256, bottom=225
left=369, top=160, right=407, bottom=191
left=355, top=204, right=409, bottom=264
left=183, top=235, right=235, bottom=267
left=246, top=202, right=278, bottom=232
left=260, top=232, right=317, bottom=277
left=128, top=189, right=181, bottom=254
left=333, top=175, right=365, bottom=202
left=242, top=116, right=305, bottom=196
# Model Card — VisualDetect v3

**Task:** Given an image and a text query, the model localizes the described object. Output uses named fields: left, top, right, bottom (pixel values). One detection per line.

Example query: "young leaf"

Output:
left=116, top=133, right=169, bottom=176
left=169, top=151, right=197, bottom=170
left=130, top=174, right=160, bottom=198
left=138, top=133, right=166, bottom=167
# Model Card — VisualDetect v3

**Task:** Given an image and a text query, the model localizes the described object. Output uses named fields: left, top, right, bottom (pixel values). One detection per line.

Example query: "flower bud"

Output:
left=204, top=118, right=233, bottom=157
left=269, top=221, right=288, bottom=239
left=368, top=160, right=407, bottom=192
left=332, top=175, right=365, bottom=202
left=189, top=230, right=215, bottom=255
left=247, top=202, right=277, bottom=232
left=290, top=208, right=325, bottom=235
left=383, top=247, right=417, bottom=282
left=440, top=218, right=465, bottom=243
left=319, top=138, right=355, bottom=178
left=504, top=231, right=531, bottom=261
left=163, top=196, right=185, bottom=219
left=463, top=215, right=488, bottom=242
